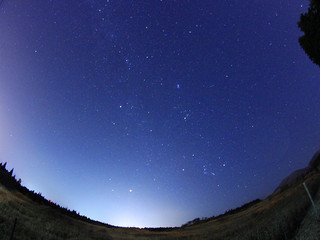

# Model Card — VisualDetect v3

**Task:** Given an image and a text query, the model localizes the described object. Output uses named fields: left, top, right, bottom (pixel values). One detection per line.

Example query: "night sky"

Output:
left=1, top=0, right=319, bottom=228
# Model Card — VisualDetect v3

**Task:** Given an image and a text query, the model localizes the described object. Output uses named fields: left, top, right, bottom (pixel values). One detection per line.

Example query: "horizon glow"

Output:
left=0, top=0, right=319, bottom=228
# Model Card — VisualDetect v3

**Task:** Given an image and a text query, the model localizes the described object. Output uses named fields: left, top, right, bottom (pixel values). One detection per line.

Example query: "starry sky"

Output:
left=0, top=0, right=319, bottom=228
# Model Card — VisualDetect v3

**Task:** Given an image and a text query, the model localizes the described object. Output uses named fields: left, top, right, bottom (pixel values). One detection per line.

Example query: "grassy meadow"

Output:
left=0, top=162, right=319, bottom=239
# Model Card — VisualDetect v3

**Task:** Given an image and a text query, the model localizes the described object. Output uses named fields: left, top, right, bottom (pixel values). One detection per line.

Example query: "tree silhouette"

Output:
left=298, top=0, right=320, bottom=67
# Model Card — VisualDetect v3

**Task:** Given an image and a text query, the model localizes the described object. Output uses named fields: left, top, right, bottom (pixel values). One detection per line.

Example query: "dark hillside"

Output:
left=0, top=162, right=115, bottom=229
left=0, top=151, right=320, bottom=239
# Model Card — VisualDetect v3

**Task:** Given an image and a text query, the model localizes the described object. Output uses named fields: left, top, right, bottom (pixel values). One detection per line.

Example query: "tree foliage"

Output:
left=0, top=162, right=115, bottom=229
left=298, top=0, right=320, bottom=67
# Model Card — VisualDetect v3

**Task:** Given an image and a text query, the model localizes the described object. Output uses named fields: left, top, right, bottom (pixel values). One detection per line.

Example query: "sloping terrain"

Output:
left=0, top=151, right=319, bottom=239
left=294, top=187, right=320, bottom=240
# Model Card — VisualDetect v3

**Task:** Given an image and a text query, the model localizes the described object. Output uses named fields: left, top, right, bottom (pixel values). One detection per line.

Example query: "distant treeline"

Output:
left=181, top=198, right=262, bottom=228
left=0, top=162, right=117, bottom=229
left=0, top=161, right=264, bottom=231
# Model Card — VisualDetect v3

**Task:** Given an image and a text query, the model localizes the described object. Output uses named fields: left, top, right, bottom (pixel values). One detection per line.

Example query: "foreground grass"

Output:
left=173, top=171, right=320, bottom=240
left=293, top=185, right=320, bottom=240
left=0, top=169, right=319, bottom=239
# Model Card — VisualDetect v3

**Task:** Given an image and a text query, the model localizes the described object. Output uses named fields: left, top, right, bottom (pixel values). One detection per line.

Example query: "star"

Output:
left=3, top=0, right=319, bottom=229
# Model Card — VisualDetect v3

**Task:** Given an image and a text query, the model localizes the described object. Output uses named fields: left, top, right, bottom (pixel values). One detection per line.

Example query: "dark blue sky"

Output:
left=1, top=0, right=319, bottom=227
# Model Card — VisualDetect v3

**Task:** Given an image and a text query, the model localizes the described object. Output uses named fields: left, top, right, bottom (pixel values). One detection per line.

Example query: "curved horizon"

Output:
left=1, top=0, right=319, bottom=228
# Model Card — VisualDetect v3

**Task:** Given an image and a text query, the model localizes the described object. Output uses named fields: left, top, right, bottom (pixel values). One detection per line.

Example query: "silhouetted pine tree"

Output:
left=1, top=162, right=7, bottom=170
left=298, top=0, right=320, bottom=67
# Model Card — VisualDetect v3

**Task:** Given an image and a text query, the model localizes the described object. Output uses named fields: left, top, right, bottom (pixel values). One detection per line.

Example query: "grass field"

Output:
left=0, top=162, right=319, bottom=239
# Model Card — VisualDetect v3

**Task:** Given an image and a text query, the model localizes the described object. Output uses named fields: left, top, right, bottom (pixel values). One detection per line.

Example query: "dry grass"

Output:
left=0, top=170, right=319, bottom=239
